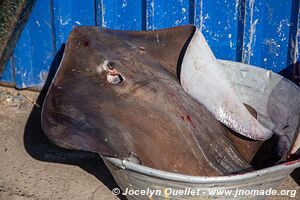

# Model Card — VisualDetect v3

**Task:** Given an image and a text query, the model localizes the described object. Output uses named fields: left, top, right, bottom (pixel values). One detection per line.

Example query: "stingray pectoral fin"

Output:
left=180, top=29, right=273, bottom=140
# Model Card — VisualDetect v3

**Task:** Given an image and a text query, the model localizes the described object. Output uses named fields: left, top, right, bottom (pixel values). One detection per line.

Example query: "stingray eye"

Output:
left=107, top=73, right=123, bottom=84
left=107, top=61, right=115, bottom=70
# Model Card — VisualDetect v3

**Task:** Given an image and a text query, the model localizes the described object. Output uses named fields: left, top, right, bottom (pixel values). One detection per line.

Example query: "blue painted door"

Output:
left=1, top=0, right=299, bottom=88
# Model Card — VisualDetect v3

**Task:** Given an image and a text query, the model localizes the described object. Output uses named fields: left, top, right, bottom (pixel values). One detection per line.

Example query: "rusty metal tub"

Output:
left=102, top=60, right=300, bottom=200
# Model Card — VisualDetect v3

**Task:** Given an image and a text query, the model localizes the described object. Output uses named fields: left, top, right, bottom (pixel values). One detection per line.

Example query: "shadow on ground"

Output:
left=23, top=44, right=126, bottom=200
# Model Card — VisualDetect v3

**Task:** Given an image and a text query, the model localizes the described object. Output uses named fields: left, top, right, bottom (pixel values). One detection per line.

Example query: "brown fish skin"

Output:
left=124, top=28, right=265, bottom=163
left=103, top=25, right=196, bottom=77
left=105, top=26, right=264, bottom=163
left=107, top=25, right=263, bottom=163
left=42, top=26, right=251, bottom=176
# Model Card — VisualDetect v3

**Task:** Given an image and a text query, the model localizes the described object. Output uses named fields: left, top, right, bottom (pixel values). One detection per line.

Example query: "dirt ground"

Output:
left=0, top=86, right=299, bottom=200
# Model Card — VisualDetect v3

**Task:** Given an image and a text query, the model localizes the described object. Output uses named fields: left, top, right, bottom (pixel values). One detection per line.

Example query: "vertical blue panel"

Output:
left=102, top=0, right=143, bottom=30
left=13, top=0, right=55, bottom=88
left=53, top=0, right=96, bottom=49
left=242, top=0, right=295, bottom=72
left=195, top=0, right=241, bottom=61
left=0, top=59, right=15, bottom=83
left=146, top=0, right=191, bottom=30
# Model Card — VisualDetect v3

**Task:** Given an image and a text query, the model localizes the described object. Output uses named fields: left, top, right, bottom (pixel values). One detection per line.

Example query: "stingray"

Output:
left=42, top=26, right=253, bottom=176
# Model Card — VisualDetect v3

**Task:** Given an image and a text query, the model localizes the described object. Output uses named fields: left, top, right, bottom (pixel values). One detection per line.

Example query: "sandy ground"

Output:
left=0, top=86, right=299, bottom=200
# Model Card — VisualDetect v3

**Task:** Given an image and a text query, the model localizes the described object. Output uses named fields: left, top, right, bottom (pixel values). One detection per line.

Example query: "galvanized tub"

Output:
left=102, top=60, right=300, bottom=200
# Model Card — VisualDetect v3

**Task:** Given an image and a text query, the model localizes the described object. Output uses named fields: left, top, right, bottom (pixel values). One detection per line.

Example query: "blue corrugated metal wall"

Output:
left=0, top=0, right=299, bottom=88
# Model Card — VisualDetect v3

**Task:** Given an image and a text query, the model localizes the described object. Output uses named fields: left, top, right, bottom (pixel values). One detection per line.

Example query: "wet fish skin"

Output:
left=104, top=26, right=263, bottom=163
left=42, top=26, right=251, bottom=176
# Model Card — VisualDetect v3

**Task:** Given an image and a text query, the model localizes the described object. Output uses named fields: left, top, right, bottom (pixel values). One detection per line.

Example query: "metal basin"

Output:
left=102, top=60, right=300, bottom=200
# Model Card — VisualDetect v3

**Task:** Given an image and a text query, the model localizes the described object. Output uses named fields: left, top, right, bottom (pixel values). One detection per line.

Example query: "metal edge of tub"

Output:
left=102, top=156, right=300, bottom=184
